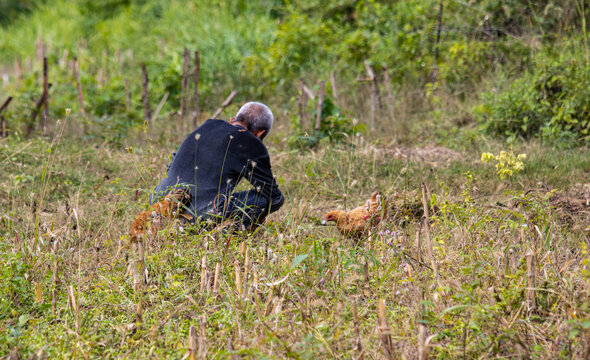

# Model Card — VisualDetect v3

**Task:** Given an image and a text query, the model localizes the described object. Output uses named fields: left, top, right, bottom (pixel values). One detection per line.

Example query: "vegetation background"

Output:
left=1, top=0, right=590, bottom=358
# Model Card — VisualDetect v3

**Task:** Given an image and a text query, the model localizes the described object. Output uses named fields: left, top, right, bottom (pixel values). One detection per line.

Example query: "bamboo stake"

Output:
left=141, top=62, right=151, bottom=123
left=192, top=50, right=200, bottom=127
left=302, top=84, right=315, bottom=100
left=73, top=57, right=86, bottom=119
left=421, top=182, right=442, bottom=288
left=212, top=90, right=238, bottom=119
left=526, top=252, right=536, bottom=312
left=314, top=81, right=325, bottom=131
left=42, top=57, right=49, bottom=136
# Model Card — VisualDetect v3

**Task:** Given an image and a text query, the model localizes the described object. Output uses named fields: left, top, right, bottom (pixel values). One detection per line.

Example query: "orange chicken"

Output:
left=129, top=188, right=192, bottom=243
left=322, top=191, right=387, bottom=237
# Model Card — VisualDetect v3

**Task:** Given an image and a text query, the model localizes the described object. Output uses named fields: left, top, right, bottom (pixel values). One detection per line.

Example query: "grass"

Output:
left=1, top=118, right=590, bottom=358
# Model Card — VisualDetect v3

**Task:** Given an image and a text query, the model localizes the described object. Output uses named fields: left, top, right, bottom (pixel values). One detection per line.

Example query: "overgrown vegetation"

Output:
left=1, top=0, right=590, bottom=358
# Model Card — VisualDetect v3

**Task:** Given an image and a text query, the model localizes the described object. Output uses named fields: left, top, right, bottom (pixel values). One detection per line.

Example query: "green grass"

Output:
left=1, top=124, right=590, bottom=358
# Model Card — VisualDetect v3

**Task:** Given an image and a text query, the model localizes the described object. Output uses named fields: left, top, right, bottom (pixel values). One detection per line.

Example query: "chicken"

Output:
left=129, top=188, right=192, bottom=243
left=322, top=191, right=387, bottom=237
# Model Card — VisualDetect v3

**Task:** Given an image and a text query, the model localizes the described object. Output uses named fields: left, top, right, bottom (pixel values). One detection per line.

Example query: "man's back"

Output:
left=152, top=119, right=283, bottom=220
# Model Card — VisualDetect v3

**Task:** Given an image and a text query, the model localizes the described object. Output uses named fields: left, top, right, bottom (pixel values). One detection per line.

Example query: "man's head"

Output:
left=231, top=102, right=273, bottom=140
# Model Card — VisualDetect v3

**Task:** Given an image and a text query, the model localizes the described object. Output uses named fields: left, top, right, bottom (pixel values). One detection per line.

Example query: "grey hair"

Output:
left=235, top=102, right=273, bottom=139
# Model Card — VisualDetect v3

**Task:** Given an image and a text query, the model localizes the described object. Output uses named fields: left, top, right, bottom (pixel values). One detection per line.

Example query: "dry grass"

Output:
left=1, top=129, right=590, bottom=359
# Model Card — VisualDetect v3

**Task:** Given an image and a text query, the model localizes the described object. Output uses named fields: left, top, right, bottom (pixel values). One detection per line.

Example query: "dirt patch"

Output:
left=548, top=184, right=590, bottom=227
left=384, top=145, right=464, bottom=166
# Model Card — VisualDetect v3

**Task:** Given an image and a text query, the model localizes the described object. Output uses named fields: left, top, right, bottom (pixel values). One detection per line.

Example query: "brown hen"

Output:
left=129, top=188, right=192, bottom=243
left=322, top=191, right=387, bottom=237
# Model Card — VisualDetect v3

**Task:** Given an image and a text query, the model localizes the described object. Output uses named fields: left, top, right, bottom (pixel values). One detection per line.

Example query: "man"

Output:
left=150, top=101, right=284, bottom=231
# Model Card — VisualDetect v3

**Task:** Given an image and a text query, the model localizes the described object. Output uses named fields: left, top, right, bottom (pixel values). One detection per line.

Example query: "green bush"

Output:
left=476, top=46, right=590, bottom=145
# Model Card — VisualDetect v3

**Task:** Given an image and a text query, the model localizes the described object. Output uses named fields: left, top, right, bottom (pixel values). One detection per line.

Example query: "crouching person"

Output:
left=150, top=101, right=284, bottom=232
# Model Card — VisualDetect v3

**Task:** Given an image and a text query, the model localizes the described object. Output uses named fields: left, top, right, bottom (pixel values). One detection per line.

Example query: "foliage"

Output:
left=481, top=150, right=526, bottom=179
left=476, top=45, right=590, bottom=145
left=287, top=95, right=365, bottom=150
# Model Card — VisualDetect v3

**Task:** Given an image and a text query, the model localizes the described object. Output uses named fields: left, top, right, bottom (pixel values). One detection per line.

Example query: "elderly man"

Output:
left=150, top=101, right=284, bottom=231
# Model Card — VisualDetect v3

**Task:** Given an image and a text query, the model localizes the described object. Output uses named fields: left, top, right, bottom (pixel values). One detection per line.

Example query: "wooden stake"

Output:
left=42, top=57, right=49, bottom=136
left=15, top=58, right=23, bottom=80
left=421, top=182, right=442, bottom=288
left=180, top=48, right=189, bottom=118
left=28, top=83, right=52, bottom=136
left=73, top=57, right=86, bottom=119
left=364, top=60, right=377, bottom=132
left=212, top=90, right=238, bottom=119
left=383, top=66, right=394, bottom=120
left=314, top=81, right=325, bottom=131
left=192, top=50, right=200, bottom=127
left=298, top=78, right=308, bottom=128
left=141, top=62, right=151, bottom=123
left=330, top=71, right=338, bottom=101
left=526, top=252, right=536, bottom=312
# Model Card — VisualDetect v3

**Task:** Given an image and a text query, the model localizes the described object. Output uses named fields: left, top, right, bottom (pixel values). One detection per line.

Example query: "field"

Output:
left=2, top=1, right=590, bottom=359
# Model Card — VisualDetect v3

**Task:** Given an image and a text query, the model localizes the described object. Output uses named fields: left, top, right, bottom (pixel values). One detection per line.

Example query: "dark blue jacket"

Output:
left=151, top=119, right=284, bottom=219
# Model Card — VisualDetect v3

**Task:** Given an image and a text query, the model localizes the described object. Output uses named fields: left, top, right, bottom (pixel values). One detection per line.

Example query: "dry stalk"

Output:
left=212, top=90, right=238, bottom=119
left=243, top=249, right=250, bottom=297
left=188, top=325, right=198, bottom=360
left=352, top=302, right=364, bottom=360
left=418, top=325, right=430, bottom=360
left=34, top=282, right=42, bottom=303
left=213, top=261, right=221, bottom=295
left=198, top=314, right=207, bottom=359
left=378, top=299, right=396, bottom=359
left=314, top=81, right=325, bottom=131
left=67, top=285, right=80, bottom=335
left=420, top=183, right=442, bottom=288
left=526, top=252, right=536, bottom=312
left=235, top=260, right=242, bottom=302
left=200, top=256, right=207, bottom=293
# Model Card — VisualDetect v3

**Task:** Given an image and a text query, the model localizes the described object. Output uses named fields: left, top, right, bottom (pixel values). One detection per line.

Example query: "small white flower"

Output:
left=194, top=166, right=198, bottom=170
left=229, top=135, right=234, bottom=139
left=251, top=161, right=257, bottom=168
left=256, top=186, right=261, bottom=192
left=195, top=133, right=201, bottom=140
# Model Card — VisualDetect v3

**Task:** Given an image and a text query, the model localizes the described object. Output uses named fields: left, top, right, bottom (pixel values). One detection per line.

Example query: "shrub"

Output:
left=475, top=46, right=590, bottom=145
